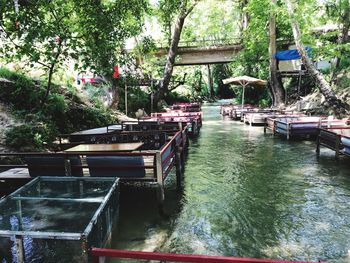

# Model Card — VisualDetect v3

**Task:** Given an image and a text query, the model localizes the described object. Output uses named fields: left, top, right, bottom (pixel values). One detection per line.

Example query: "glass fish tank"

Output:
left=0, top=176, right=119, bottom=263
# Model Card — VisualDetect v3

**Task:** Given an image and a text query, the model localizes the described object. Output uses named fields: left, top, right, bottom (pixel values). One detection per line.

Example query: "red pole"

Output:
left=90, top=248, right=325, bottom=263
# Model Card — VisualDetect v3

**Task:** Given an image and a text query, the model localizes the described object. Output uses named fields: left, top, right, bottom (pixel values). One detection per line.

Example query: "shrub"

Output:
left=165, top=91, right=190, bottom=105
left=5, top=124, right=52, bottom=151
left=44, top=94, right=68, bottom=116
left=1, top=68, right=118, bottom=151
left=0, top=67, right=44, bottom=110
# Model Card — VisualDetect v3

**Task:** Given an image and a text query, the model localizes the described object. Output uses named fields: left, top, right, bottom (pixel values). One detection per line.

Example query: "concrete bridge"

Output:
left=153, top=38, right=243, bottom=66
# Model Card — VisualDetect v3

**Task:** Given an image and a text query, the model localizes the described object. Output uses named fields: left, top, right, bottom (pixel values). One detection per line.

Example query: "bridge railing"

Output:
left=157, top=38, right=242, bottom=48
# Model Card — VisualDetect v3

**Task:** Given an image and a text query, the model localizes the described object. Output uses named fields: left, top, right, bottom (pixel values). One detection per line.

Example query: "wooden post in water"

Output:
left=175, top=145, right=182, bottom=191
left=65, top=158, right=72, bottom=176
left=335, top=135, right=341, bottom=160
left=155, top=151, right=165, bottom=212
left=316, top=132, right=321, bottom=157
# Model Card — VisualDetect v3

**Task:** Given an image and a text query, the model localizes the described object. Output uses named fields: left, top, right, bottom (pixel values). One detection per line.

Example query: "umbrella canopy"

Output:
left=222, top=75, right=267, bottom=107
left=222, top=75, right=267, bottom=86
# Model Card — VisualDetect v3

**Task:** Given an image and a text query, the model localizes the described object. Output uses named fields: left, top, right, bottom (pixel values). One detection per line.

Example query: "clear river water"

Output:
left=111, top=103, right=350, bottom=263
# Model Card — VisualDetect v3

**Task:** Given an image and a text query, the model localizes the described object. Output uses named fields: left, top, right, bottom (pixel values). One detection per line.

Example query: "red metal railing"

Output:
left=91, top=248, right=325, bottom=263
left=160, top=130, right=183, bottom=179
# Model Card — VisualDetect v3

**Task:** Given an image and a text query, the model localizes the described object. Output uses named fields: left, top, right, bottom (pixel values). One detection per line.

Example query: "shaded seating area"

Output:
left=269, top=117, right=347, bottom=139
left=317, top=126, right=350, bottom=159
left=66, top=130, right=170, bottom=150
left=242, top=111, right=288, bottom=126
left=230, top=104, right=255, bottom=120
left=264, top=115, right=305, bottom=134
left=171, top=102, right=201, bottom=112
left=0, top=128, right=187, bottom=206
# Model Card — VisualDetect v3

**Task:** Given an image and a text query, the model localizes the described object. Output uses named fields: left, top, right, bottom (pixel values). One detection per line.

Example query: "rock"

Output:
left=135, top=108, right=148, bottom=119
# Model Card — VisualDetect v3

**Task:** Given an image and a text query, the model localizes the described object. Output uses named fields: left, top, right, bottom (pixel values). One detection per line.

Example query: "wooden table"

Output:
left=64, top=142, right=144, bottom=152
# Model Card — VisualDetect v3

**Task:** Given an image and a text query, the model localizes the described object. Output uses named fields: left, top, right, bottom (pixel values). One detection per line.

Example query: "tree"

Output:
left=73, top=0, right=148, bottom=110
left=239, top=0, right=250, bottom=31
left=323, top=0, right=350, bottom=71
left=284, top=0, right=349, bottom=115
left=0, top=1, right=76, bottom=106
left=0, top=0, right=148, bottom=108
left=154, top=0, right=199, bottom=106
left=268, top=0, right=285, bottom=107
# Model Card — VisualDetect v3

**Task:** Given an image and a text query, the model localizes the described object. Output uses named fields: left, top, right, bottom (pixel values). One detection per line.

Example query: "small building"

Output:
left=276, top=46, right=332, bottom=72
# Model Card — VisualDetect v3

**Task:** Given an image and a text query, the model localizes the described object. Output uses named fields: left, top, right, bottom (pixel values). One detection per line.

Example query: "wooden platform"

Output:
left=317, top=126, right=350, bottom=159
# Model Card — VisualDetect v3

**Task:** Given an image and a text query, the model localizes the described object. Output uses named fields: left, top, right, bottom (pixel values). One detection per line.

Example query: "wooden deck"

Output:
left=317, top=126, right=350, bottom=159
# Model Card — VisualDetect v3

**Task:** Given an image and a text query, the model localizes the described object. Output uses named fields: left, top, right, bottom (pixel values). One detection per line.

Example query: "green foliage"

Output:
left=1, top=68, right=116, bottom=151
left=72, top=0, right=149, bottom=77
left=64, top=106, right=115, bottom=132
left=228, top=0, right=271, bottom=81
left=212, top=64, right=235, bottom=99
left=166, top=91, right=190, bottom=105
left=45, top=94, right=68, bottom=117
left=339, top=57, right=350, bottom=69
left=182, top=0, right=241, bottom=41
left=134, top=36, right=158, bottom=56
left=0, top=0, right=149, bottom=105
left=0, top=67, right=44, bottom=110
left=157, top=0, right=183, bottom=40
left=5, top=124, right=51, bottom=151
left=119, top=87, right=151, bottom=116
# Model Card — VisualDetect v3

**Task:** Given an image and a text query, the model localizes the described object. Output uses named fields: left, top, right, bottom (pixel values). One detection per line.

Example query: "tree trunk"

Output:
left=41, top=42, right=62, bottom=107
left=284, top=0, right=349, bottom=115
left=269, top=0, right=285, bottom=107
left=154, top=2, right=198, bottom=106
left=240, top=0, right=250, bottom=31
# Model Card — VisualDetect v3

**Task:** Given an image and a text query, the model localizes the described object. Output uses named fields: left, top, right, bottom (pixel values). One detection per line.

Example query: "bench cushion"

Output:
left=86, top=156, right=145, bottom=178
left=25, top=156, right=83, bottom=177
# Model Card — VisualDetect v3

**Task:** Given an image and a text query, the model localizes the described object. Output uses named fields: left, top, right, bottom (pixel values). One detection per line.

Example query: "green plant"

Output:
left=5, top=125, right=51, bottom=151
left=45, top=94, right=68, bottom=116
left=0, top=67, right=44, bottom=110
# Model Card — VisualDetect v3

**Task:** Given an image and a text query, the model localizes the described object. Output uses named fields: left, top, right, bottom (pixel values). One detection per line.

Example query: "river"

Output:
left=111, top=103, right=350, bottom=263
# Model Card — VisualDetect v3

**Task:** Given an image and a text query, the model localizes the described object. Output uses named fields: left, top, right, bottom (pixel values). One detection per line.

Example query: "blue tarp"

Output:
left=275, top=46, right=312, bottom=61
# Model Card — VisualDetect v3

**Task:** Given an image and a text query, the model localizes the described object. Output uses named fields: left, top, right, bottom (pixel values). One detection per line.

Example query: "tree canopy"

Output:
left=0, top=0, right=350, bottom=113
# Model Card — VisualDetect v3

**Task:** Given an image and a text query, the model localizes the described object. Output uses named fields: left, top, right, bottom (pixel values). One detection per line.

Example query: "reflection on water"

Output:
left=112, top=104, right=350, bottom=263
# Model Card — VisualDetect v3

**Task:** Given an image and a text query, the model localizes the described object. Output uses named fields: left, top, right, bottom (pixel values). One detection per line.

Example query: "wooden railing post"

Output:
left=287, top=123, right=290, bottom=140
left=316, top=131, right=321, bottom=157
left=155, top=151, right=164, bottom=207
left=335, top=134, right=341, bottom=160
left=175, top=145, right=182, bottom=191
left=65, top=157, right=72, bottom=176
